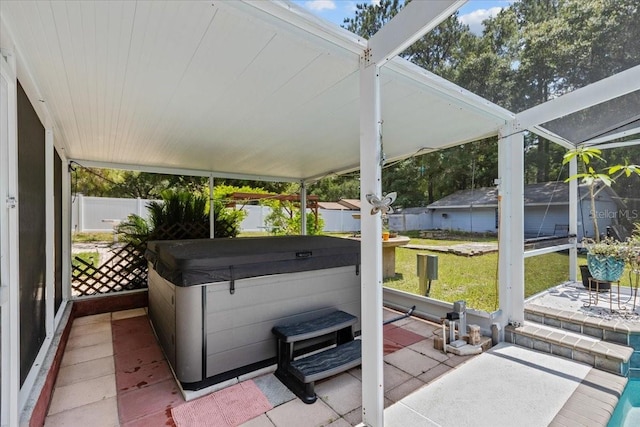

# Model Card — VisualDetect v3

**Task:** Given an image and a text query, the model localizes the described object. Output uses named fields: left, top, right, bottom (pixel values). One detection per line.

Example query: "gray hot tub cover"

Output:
left=145, top=235, right=360, bottom=287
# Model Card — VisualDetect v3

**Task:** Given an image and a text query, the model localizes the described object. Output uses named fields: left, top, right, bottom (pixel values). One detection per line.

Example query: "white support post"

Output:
left=62, top=158, right=72, bottom=302
left=0, top=50, right=20, bottom=427
left=569, top=156, right=578, bottom=281
left=497, top=121, right=525, bottom=327
left=360, top=62, right=384, bottom=427
left=209, top=174, right=215, bottom=239
left=45, top=129, right=54, bottom=336
left=300, top=181, right=307, bottom=235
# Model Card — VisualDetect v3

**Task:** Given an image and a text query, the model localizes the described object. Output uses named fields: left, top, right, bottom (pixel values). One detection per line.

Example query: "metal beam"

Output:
left=359, top=63, right=384, bottom=427
left=529, top=125, right=575, bottom=150
left=569, top=157, right=578, bottom=281
left=497, top=121, right=525, bottom=326
left=0, top=50, right=20, bottom=427
left=586, top=139, right=640, bottom=150
left=71, top=159, right=300, bottom=183
left=524, top=244, right=575, bottom=258
left=516, top=65, right=640, bottom=130
left=583, top=127, right=640, bottom=146
left=369, top=0, right=466, bottom=67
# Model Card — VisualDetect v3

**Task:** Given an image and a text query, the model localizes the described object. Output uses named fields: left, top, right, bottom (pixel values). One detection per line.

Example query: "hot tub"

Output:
left=145, top=236, right=361, bottom=390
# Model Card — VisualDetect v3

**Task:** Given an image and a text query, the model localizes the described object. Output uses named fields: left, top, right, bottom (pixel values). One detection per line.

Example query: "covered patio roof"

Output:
left=2, top=1, right=639, bottom=426
left=0, top=0, right=512, bottom=181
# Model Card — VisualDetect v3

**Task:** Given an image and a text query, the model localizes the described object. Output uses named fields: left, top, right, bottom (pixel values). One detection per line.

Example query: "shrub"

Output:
left=117, top=190, right=246, bottom=242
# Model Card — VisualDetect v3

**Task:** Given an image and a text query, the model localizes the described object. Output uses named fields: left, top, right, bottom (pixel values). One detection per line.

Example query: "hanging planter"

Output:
left=586, top=254, right=625, bottom=282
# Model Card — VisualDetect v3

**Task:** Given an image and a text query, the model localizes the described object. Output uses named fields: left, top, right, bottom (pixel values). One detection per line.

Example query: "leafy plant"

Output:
left=582, top=237, right=632, bottom=261
left=563, top=147, right=640, bottom=241
left=117, top=190, right=246, bottom=243
left=264, top=202, right=324, bottom=236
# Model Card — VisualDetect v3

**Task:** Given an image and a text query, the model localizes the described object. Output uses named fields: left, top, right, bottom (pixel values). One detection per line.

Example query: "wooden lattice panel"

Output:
left=150, top=222, right=210, bottom=241
left=72, top=242, right=148, bottom=297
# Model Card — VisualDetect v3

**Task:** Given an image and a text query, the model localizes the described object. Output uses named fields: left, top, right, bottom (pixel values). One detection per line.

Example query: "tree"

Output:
left=563, top=147, right=640, bottom=241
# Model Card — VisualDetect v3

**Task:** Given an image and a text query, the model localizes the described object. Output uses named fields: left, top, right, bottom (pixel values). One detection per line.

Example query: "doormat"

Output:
left=171, top=379, right=272, bottom=427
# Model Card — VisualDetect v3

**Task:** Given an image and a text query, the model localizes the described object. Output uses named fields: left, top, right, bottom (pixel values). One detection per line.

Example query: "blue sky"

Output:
left=290, top=0, right=514, bottom=35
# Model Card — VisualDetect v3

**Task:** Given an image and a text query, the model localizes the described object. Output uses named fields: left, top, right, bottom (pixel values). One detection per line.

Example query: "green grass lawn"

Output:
left=384, top=244, right=590, bottom=313
left=72, top=251, right=100, bottom=269
left=72, top=232, right=114, bottom=243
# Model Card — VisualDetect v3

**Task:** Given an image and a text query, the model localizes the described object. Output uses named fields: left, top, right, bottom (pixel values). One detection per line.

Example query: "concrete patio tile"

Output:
left=72, top=313, right=112, bottom=326
left=115, top=343, right=165, bottom=372
left=347, top=366, right=362, bottom=381
left=316, top=372, right=362, bottom=415
left=386, top=377, right=425, bottom=403
left=342, top=407, right=362, bottom=425
left=116, top=359, right=173, bottom=393
left=407, top=339, right=449, bottom=362
left=112, top=308, right=147, bottom=320
left=417, top=363, right=451, bottom=384
left=55, top=356, right=115, bottom=387
left=383, top=363, right=413, bottom=392
left=120, top=409, right=175, bottom=427
left=383, top=338, right=403, bottom=355
left=384, top=347, right=440, bottom=377
left=400, top=319, right=438, bottom=338
left=384, top=327, right=425, bottom=347
left=266, top=397, right=340, bottom=427
left=66, top=329, right=113, bottom=350
left=113, top=330, right=159, bottom=355
left=48, top=374, right=117, bottom=415
left=60, top=341, right=114, bottom=367
left=442, top=353, right=473, bottom=368
left=69, top=321, right=111, bottom=338
left=385, top=402, right=438, bottom=427
left=117, top=378, right=184, bottom=423
left=253, top=374, right=296, bottom=408
left=325, top=418, right=352, bottom=427
left=44, top=396, right=118, bottom=427
left=240, top=414, right=276, bottom=427
left=111, top=316, right=153, bottom=337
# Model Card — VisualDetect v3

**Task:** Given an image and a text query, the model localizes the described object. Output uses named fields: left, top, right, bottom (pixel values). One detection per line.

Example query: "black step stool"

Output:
left=272, top=310, right=361, bottom=404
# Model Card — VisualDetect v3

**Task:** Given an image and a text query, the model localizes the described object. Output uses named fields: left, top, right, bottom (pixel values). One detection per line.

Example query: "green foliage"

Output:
left=116, top=214, right=151, bottom=245
left=563, top=147, right=640, bottom=240
left=340, top=0, right=640, bottom=208
left=117, top=190, right=247, bottom=242
left=386, top=243, right=587, bottom=312
left=264, top=204, right=325, bottom=235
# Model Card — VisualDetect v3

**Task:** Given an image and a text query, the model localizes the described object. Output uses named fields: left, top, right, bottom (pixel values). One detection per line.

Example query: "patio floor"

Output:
left=43, top=307, right=476, bottom=426
left=43, top=285, right=634, bottom=426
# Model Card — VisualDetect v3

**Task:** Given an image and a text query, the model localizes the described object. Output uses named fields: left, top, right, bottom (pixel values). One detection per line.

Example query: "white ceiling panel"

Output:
left=1, top=0, right=513, bottom=181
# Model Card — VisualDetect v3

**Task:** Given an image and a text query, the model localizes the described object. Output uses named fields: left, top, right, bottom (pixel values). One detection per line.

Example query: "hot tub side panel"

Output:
left=203, top=265, right=361, bottom=380
left=148, top=266, right=205, bottom=384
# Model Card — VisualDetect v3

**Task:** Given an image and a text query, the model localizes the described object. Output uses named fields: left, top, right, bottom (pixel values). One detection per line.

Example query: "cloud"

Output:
left=371, top=0, right=381, bottom=6
left=459, top=7, right=503, bottom=35
left=305, top=0, right=337, bottom=11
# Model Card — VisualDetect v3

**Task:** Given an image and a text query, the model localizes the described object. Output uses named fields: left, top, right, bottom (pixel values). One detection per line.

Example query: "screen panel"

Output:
left=17, top=81, right=46, bottom=386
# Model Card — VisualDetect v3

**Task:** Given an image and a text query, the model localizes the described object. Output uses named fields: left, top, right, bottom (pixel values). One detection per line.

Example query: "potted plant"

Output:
left=582, top=237, right=630, bottom=283
left=563, top=148, right=639, bottom=288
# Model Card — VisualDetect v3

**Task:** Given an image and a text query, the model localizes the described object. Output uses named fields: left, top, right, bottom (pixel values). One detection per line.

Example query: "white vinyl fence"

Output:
left=72, top=196, right=361, bottom=234
left=72, top=195, right=160, bottom=233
